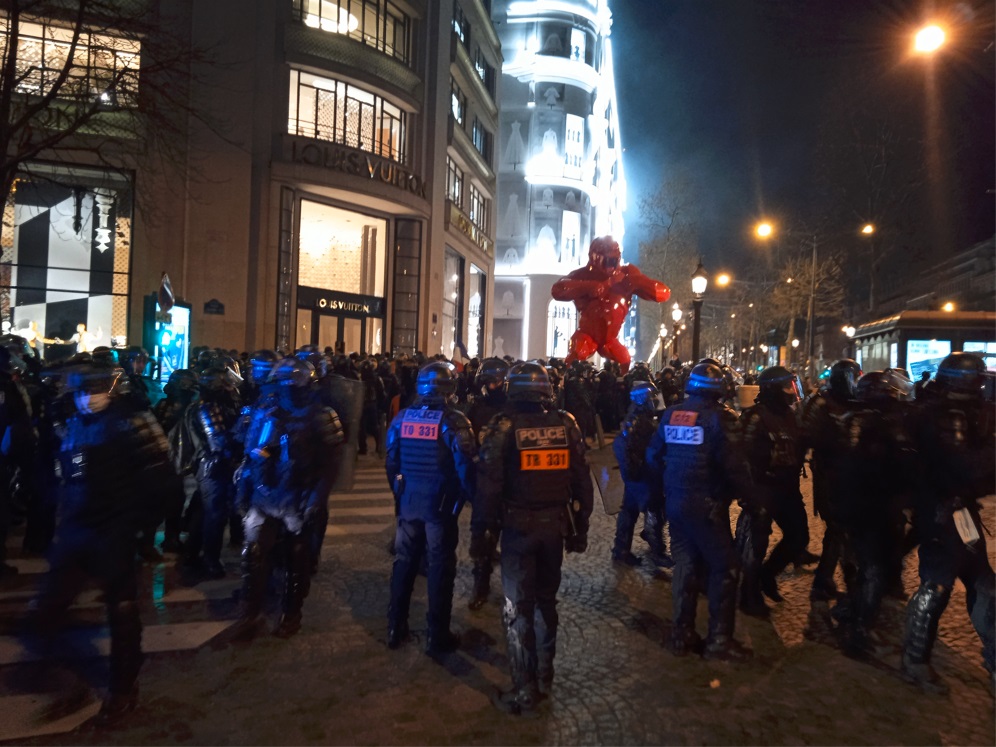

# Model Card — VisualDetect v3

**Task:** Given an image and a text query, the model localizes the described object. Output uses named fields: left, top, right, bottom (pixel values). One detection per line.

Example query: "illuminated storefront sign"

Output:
left=289, top=137, right=428, bottom=199
left=297, top=285, right=385, bottom=317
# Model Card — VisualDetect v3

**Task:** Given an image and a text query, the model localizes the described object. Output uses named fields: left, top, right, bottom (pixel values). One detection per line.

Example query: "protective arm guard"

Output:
left=477, top=415, right=513, bottom=530
left=444, top=409, right=477, bottom=499
left=197, top=402, right=230, bottom=456
left=126, top=411, right=177, bottom=530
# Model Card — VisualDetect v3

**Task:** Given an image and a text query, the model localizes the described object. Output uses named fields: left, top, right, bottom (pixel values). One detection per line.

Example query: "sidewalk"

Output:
left=9, top=444, right=996, bottom=746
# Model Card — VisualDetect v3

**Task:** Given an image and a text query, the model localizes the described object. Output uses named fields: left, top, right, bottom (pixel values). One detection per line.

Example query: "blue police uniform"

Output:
left=385, top=396, right=476, bottom=652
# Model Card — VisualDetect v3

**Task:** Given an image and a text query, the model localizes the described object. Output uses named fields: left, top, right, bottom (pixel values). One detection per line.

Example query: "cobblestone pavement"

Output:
left=9, top=439, right=996, bottom=746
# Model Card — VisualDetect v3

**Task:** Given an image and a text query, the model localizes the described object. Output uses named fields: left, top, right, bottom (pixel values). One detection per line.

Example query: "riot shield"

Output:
left=593, top=463, right=624, bottom=515
left=323, top=375, right=365, bottom=492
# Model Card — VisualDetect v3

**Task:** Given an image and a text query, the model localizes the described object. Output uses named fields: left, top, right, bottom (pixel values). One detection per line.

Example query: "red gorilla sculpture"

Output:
left=551, top=236, right=670, bottom=373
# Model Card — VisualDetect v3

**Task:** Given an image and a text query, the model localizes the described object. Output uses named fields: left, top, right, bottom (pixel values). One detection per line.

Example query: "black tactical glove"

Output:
left=565, top=533, right=588, bottom=554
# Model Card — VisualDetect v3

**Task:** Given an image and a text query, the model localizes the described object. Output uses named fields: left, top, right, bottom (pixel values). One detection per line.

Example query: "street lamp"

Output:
left=691, top=260, right=708, bottom=362
left=914, top=24, right=946, bottom=54
left=671, top=302, right=683, bottom=360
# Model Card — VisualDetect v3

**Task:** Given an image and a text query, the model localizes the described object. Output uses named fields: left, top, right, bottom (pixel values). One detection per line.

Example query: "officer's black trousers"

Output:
left=388, top=516, right=459, bottom=636
left=500, top=508, right=564, bottom=690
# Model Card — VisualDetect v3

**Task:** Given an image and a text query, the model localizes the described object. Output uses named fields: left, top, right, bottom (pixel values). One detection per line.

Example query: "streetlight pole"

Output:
left=691, top=260, right=708, bottom=363
left=805, top=234, right=817, bottom=380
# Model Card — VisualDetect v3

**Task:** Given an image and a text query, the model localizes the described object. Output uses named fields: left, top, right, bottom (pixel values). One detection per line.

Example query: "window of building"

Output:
left=474, top=48, right=496, bottom=98
left=471, top=117, right=493, bottom=165
left=298, top=200, right=386, bottom=297
left=450, top=77, right=467, bottom=127
left=391, top=219, right=422, bottom=355
left=1, top=166, right=133, bottom=362
left=469, top=184, right=489, bottom=234
left=452, top=2, right=469, bottom=50
left=446, top=157, right=464, bottom=208
left=289, top=70, right=407, bottom=163
left=564, top=113, right=584, bottom=179
left=1, top=18, right=141, bottom=106
left=441, top=248, right=465, bottom=358
left=467, top=264, right=486, bottom=358
left=293, top=0, right=411, bottom=65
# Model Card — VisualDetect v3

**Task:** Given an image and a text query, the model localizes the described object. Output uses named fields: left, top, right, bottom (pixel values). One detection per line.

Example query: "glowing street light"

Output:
left=716, top=273, right=731, bottom=287
left=861, top=224, right=875, bottom=235
left=755, top=222, right=773, bottom=239
left=942, top=301, right=955, bottom=312
left=914, top=25, right=946, bottom=54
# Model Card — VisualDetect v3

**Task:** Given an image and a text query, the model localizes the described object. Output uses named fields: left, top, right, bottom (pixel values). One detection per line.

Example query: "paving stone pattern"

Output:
left=6, top=441, right=996, bottom=746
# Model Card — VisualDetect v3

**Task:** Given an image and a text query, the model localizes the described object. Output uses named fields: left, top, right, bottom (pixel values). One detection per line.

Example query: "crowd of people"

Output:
left=0, top=330, right=992, bottom=721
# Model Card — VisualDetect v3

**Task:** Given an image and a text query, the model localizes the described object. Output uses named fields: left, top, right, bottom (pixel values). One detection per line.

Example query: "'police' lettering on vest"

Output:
left=401, top=408, right=443, bottom=440
left=664, top=425, right=704, bottom=445
left=515, top=426, right=568, bottom=450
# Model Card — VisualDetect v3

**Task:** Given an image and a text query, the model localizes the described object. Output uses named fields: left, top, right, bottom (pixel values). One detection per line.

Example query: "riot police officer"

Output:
left=837, top=369, right=916, bottom=657
left=646, top=362, right=751, bottom=661
left=183, top=366, right=241, bottom=579
left=902, top=352, right=995, bottom=692
left=478, top=362, right=593, bottom=713
left=33, top=364, right=175, bottom=723
left=467, top=357, right=509, bottom=610
left=612, top=380, right=669, bottom=567
left=0, top=347, right=34, bottom=578
left=800, top=359, right=860, bottom=610
left=385, top=362, right=476, bottom=653
left=737, top=365, right=808, bottom=617
left=234, top=358, right=343, bottom=639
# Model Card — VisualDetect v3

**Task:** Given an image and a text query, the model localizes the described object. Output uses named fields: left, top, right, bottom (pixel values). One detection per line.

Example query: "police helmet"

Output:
left=199, top=365, right=237, bottom=393
left=828, top=359, right=862, bottom=399
left=249, top=349, right=279, bottom=381
left=685, top=362, right=725, bottom=396
left=630, top=379, right=664, bottom=411
left=882, top=368, right=914, bottom=399
left=757, top=365, right=799, bottom=404
left=475, top=357, right=510, bottom=390
left=720, top=364, right=742, bottom=397
left=0, top=334, right=33, bottom=361
left=63, top=364, right=123, bottom=396
left=416, top=361, right=457, bottom=398
left=506, top=361, right=553, bottom=402
left=855, top=371, right=888, bottom=401
left=91, top=346, right=119, bottom=367
left=935, top=352, right=986, bottom=395
left=698, top=357, right=722, bottom=368
left=0, top=346, right=26, bottom=376
left=269, top=357, right=315, bottom=388
left=196, top=349, right=218, bottom=370
left=164, top=368, right=199, bottom=397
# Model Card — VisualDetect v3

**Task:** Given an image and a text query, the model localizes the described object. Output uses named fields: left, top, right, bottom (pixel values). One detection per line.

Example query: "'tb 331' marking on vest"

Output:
left=515, top=426, right=567, bottom=450
left=664, top=425, right=704, bottom=445
left=520, top=449, right=570, bottom=470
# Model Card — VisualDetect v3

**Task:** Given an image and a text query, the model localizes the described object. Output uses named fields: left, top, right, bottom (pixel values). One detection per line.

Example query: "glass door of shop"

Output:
left=297, top=308, right=383, bottom=356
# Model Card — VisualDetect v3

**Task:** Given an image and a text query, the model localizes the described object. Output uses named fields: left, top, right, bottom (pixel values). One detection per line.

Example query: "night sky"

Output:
left=611, top=0, right=995, bottom=273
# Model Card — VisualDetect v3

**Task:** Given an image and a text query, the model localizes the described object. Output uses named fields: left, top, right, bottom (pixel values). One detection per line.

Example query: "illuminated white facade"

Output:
left=490, top=0, right=626, bottom=360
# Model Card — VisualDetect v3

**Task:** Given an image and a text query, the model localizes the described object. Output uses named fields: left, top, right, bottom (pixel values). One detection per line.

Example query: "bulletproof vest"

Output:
left=398, top=405, right=449, bottom=492
left=467, top=392, right=505, bottom=437
left=745, top=402, right=802, bottom=475
left=505, top=409, right=573, bottom=509
left=659, top=400, right=713, bottom=495
left=621, top=409, right=656, bottom=479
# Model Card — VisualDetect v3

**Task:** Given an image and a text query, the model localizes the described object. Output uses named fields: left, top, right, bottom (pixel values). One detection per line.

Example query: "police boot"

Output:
left=274, top=535, right=310, bottom=638
left=704, top=572, right=752, bottom=662
left=387, top=557, right=415, bottom=649
left=231, top=542, right=266, bottom=641
left=845, top=568, right=885, bottom=659
left=468, top=529, right=495, bottom=611
left=612, top=510, right=641, bottom=566
left=668, top=570, right=702, bottom=656
left=99, top=600, right=143, bottom=725
left=901, top=583, right=950, bottom=694
left=738, top=566, right=770, bottom=619
left=641, top=510, right=674, bottom=568
left=804, top=600, right=836, bottom=644
left=494, top=637, right=542, bottom=716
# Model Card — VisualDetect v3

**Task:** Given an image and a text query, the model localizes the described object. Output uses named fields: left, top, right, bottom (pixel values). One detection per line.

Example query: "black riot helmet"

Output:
left=828, top=359, right=862, bottom=400
left=475, top=357, right=510, bottom=391
left=269, top=357, right=315, bottom=388
left=163, top=368, right=199, bottom=399
left=684, top=362, right=725, bottom=397
left=63, top=364, right=123, bottom=396
left=91, top=346, right=119, bottom=367
left=0, top=346, right=26, bottom=377
left=506, top=361, right=553, bottom=402
left=719, top=365, right=742, bottom=399
left=757, top=365, right=798, bottom=407
left=935, top=352, right=986, bottom=397
left=630, top=379, right=664, bottom=412
left=199, top=365, right=238, bottom=393
left=856, top=371, right=888, bottom=401
left=249, top=349, right=279, bottom=384
left=416, top=361, right=457, bottom=399
left=122, top=346, right=149, bottom=375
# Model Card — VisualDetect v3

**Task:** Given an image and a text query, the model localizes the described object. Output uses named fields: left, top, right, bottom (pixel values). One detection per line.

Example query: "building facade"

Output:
left=1, top=0, right=501, bottom=362
left=489, top=0, right=625, bottom=361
